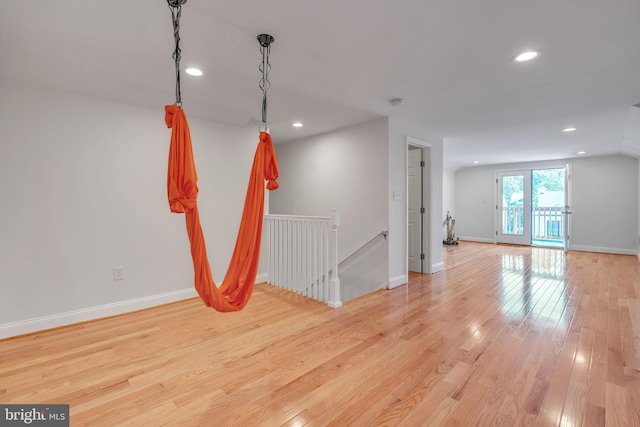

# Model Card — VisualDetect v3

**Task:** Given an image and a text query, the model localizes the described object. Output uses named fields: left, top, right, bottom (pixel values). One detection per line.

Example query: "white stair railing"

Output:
left=263, top=210, right=341, bottom=307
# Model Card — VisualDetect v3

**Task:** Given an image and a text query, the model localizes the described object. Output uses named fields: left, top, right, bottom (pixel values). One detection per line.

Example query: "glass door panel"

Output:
left=497, top=171, right=531, bottom=245
left=531, top=168, right=566, bottom=248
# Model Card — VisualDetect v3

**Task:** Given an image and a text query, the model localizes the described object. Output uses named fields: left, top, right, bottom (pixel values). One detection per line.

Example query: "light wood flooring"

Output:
left=1, top=242, right=639, bottom=426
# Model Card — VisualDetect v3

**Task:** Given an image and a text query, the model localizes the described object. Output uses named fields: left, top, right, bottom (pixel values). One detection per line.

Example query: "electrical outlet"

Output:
left=113, top=266, right=124, bottom=281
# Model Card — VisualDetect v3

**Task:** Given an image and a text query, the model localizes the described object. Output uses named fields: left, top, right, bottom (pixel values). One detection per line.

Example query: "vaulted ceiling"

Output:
left=2, top=1, right=639, bottom=170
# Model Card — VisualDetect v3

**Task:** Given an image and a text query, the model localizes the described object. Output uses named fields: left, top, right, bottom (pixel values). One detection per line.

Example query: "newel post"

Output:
left=328, top=208, right=342, bottom=308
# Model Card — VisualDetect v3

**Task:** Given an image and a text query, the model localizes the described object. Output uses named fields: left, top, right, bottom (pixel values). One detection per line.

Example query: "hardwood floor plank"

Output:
left=396, top=381, right=456, bottom=426
left=498, top=345, right=544, bottom=420
left=626, top=367, right=640, bottom=427
left=561, top=380, right=588, bottom=426
left=606, top=382, right=628, bottom=427
left=536, top=329, right=580, bottom=426
left=447, top=381, right=490, bottom=426
left=585, top=403, right=606, bottom=427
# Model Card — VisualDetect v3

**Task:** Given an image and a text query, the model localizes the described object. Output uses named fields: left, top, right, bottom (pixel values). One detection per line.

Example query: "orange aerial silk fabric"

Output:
left=165, top=105, right=279, bottom=312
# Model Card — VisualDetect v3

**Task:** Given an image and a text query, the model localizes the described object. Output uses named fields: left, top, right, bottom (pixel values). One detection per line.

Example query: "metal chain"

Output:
left=259, top=44, right=271, bottom=123
left=258, top=34, right=274, bottom=125
left=168, top=1, right=187, bottom=105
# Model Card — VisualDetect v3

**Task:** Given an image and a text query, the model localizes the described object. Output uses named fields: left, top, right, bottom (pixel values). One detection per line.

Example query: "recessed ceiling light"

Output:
left=185, top=67, right=203, bottom=76
left=473, top=161, right=480, bottom=164
left=292, top=122, right=304, bottom=128
left=390, top=98, right=405, bottom=107
left=562, top=127, right=577, bottom=132
left=513, top=50, right=540, bottom=62
left=577, top=151, right=586, bottom=155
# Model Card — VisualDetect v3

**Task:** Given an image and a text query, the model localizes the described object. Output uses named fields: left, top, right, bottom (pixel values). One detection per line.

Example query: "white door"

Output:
left=563, top=164, right=572, bottom=252
left=497, top=170, right=531, bottom=245
left=408, top=148, right=422, bottom=272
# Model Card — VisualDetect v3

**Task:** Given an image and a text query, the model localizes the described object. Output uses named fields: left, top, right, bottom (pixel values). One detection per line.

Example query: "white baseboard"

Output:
left=432, top=262, right=445, bottom=273
left=0, top=288, right=198, bottom=340
left=570, top=245, right=637, bottom=256
left=457, top=236, right=495, bottom=244
left=388, top=275, right=407, bottom=289
left=255, top=273, right=268, bottom=284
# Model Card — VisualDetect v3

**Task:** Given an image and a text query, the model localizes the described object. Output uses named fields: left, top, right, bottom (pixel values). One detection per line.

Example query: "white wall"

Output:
left=455, top=155, right=639, bottom=254
left=389, top=119, right=444, bottom=282
left=570, top=155, right=638, bottom=253
left=269, top=119, right=389, bottom=272
left=0, top=79, right=260, bottom=338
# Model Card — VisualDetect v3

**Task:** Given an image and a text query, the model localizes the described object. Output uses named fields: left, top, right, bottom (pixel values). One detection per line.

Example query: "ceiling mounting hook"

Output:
left=167, top=0, right=187, bottom=7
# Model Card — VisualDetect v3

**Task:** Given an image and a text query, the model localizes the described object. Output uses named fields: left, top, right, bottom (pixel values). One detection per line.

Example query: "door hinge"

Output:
left=496, top=231, right=498, bottom=236
left=420, top=160, right=425, bottom=167
left=420, top=207, right=425, bottom=213
left=496, top=178, right=499, bottom=184
left=420, top=254, right=425, bottom=260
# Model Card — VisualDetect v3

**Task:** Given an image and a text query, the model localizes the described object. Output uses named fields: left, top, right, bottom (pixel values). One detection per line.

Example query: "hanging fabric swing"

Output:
left=164, top=0, right=279, bottom=312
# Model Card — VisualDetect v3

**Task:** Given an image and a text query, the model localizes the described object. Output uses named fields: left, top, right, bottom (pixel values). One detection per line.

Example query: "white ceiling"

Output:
left=2, top=0, right=640, bottom=170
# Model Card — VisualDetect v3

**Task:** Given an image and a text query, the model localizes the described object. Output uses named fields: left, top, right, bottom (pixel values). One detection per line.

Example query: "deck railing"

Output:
left=501, top=206, right=564, bottom=241
left=532, top=206, right=563, bottom=241
left=501, top=206, right=524, bottom=235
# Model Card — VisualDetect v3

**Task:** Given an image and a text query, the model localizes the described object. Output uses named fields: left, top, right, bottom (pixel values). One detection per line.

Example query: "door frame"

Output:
left=407, top=146, right=423, bottom=273
left=493, top=165, right=572, bottom=248
left=563, top=163, right=572, bottom=252
left=406, top=137, right=432, bottom=274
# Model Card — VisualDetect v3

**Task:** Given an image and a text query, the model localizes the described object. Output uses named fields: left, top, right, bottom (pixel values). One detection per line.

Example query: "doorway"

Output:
left=408, top=146, right=423, bottom=272
left=531, top=168, right=567, bottom=248
left=407, top=140, right=431, bottom=273
left=496, top=167, right=569, bottom=249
